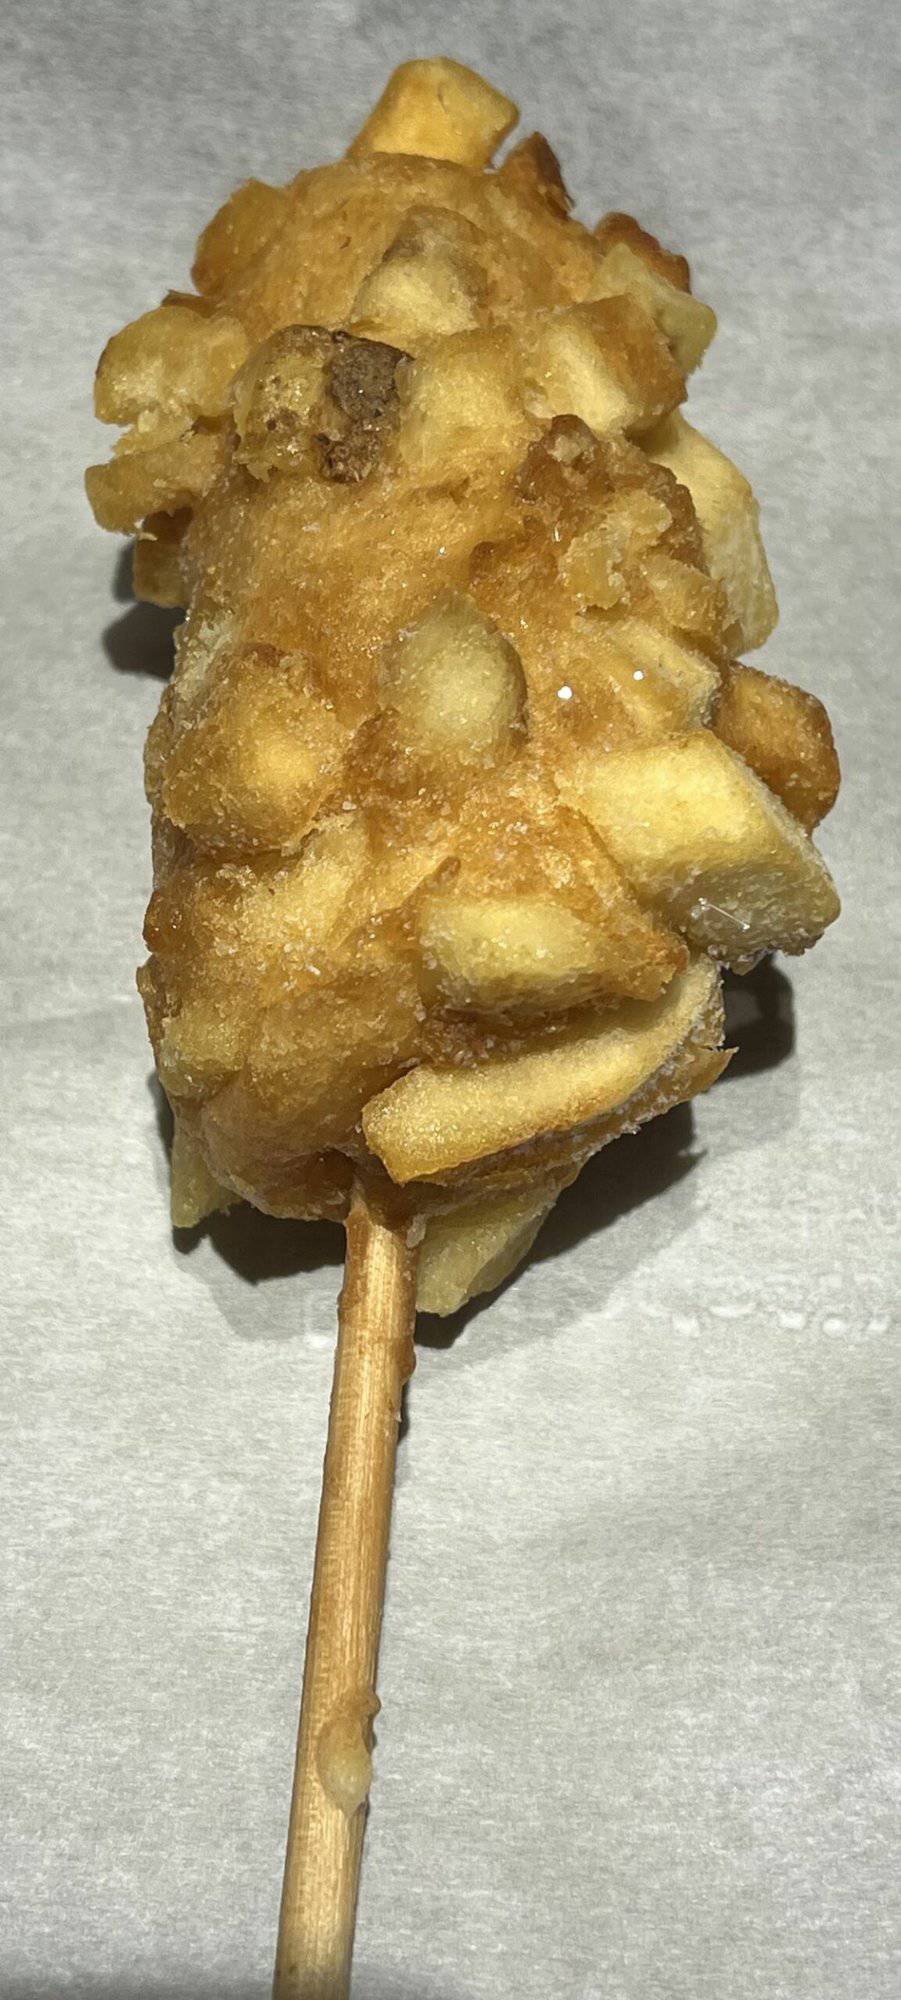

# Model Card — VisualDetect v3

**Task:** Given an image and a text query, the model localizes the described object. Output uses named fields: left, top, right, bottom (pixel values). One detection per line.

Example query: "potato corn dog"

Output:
left=87, top=56, right=840, bottom=1995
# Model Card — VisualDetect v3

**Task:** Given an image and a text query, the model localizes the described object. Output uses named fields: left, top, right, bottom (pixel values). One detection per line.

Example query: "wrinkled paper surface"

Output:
left=2, top=2, right=898, bottom=1994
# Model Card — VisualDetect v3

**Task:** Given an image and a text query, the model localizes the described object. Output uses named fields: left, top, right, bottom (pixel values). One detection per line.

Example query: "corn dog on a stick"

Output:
left=87, top=57, right=839, bottom=1997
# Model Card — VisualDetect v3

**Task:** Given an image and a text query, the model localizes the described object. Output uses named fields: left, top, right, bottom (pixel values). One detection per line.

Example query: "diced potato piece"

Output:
left=170, top=1117, right=233, bottom=1227
left=192, top=179, right=290, bottom=296
left=85, top=429, right=225, bottom=533
left=563, top=730, right=840, bottom=961
left=398, top=299, right=683, bottom=481
left=494, top=133, right=572, bottom=216
left=418, top=893, right=614, bottom=1011
left=133, top=510, right=190, bottom=607
left=560, top=490, right=673, bottom=611
left=714, top=662, right=840, bottom=831
left=363, top=956, right=720, bottom=1181
left=417, top=805, right=686, bottom=1011
left=233, top=324, right=406, bottom=483
left=564, top=619, right=716, bottom=744
left=417, top=1182, right=563, bottom=1314
left=231, top=325, right=328, bottom=476
left=152, top=986, right=250, bottom=1098
left=641, top=550, right=731, bottom=651
left=612, top=618, right=719, bottom=728
left=95, top=306, right=249, bottom=425
left=518, top=297, right=685, bottom=438
left=425, top=789, right=686, bottom=1004
left=383, top=593, right=526, bottom=763
left=347, top=58, right=518, bottom=169
left=587, top=242, right=716, bottom=376
left=593, top=212, right=691, bottom=291
left=350, top=206, right=485, bottom=348
left=645, top=412, right=777, bottom=650
left=283, top=813, right=374, bottom=946
left=455, top=993, right=728, bottom=1198
left=395, top=326, right=526, bottom=478
left=160, top=646, right=348, bottom=851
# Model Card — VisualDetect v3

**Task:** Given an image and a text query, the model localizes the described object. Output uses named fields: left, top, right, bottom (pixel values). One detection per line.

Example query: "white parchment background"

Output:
left=2, top=2, right=899, bottom=1995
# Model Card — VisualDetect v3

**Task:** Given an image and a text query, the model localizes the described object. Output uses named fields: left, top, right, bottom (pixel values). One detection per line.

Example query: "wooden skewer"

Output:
left=273, top=1183, right=419, bottom=2000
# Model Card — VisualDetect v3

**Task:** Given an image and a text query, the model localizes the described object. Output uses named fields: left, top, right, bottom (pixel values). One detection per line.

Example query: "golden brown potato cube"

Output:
left=347, top=58, right=518, bottom=169
left=563, top=730, right=840, bottom=961
left=416, top=1181, right=564, bottom=1314
left=192, top=179, right=290, bottom=296
left=280, top=812, right=375, bottom=948
left=94, top=305, right=249, bottom=426
left=518, top=297, right=685, bottom=438
left=494, top=133, right=573, bottom=216
left=593, top=212, right=691, bottom=291
left=133, top=510, right=191, bottom=607
left=231, top=325, right=329, bottom=476
left=641, top=550, right=731, bottom=653
left=587, top=242, right=716, bottom=376
left=714, top=662, right=840, bottom=831
left=644, top=412, right=778, bottom=650
left=363, top=956, right=720, bottom=1181
left=382, top=593, right=526, bottom=764
left=350, top=206, right=486, bottom=348
left=233, top=324, right=406, bottom=482
left=159, top=645, right=348, bottom=851
left=559, top=490, right=673, bottom=610
left=85, top=429, right=225, bottom=533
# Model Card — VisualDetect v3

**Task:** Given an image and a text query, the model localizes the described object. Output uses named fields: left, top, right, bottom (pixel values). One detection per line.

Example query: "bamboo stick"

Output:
left=273, top=1185, right=418, bottom=2000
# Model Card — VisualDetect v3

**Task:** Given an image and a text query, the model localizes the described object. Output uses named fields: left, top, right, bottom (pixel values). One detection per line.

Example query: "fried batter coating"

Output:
left=87, top=58, right=840, bottom=1310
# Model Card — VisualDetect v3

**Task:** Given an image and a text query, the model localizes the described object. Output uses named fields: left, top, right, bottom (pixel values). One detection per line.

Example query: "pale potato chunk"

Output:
left=417, top=1183, right=562, bottom=1314
left=397, top=298, right=683, bottom=481
left=85, top=429, right=225, bottom=533
left=395, top=326, right=526, bottom=478
left=170, top=1117, right=233, bottom=1227
left=363, top=956, right=719, bottom=1181
left=645, top=412, right=777, bottom=649
left=282, top=813, right=374, bottom=945
left=418, top=893, right=610, bottom=1011
left=612, top=618, right=719, bottom=728
left=518, top=297, right=685, bottom=437
left=154, top=988, right=250, bottom=1098
left=587, top=242, right=716, bottom=375
left=350, top=207, right=485, bottom=348
left=159, top=647, right=348, bottom=851
left=347, top=58, right=518, bottom=169
left=563, top=731, right=839, bottom=961
left=95, top=305, right=249, bottom=425
left=383, top=593, right=526, bottom=762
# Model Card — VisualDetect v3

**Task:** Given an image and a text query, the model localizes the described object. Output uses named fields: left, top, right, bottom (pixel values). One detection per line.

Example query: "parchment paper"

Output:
left=2, top=3, right=898, bottom=1995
